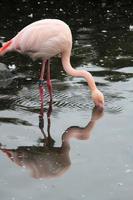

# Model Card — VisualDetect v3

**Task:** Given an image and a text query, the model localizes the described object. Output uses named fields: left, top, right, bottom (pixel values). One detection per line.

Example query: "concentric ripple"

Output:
left=12, top=81, right=93, bottom=111
left=0, top=78, right=125, bottom=115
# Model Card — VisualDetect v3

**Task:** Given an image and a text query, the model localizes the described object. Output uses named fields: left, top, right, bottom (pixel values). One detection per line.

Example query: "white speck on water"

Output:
left=26, top=77, right=32, bottom=81
left=116, top=55, right=121, bottom=60
left=117, top=182, right=124, bottom=186
left=101, top=30, right=107, bottom=33
left=129, top=25, right=133, bottom=31
left=16, top=8, right=20, bottom=11
left=118, top=47, right=122, bottom=50
left=75, top=40, right=79, bottom=45
left=99, top=59, right=104, bottom=62
left=8, top=64, right=16, bottom=70
left=59, top=8, right=63, bottom=11
left=112, top=36, right=117, bottom=39
left=28, top=13, right=33, bottom=18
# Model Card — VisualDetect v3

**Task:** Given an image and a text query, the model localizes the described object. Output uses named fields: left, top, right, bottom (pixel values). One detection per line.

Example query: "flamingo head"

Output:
left=91, top=89, right=104, bottom=110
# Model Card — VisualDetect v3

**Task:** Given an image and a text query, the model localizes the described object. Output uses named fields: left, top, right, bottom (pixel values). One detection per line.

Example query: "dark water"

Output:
left=0, top=1, right=133, bottom=200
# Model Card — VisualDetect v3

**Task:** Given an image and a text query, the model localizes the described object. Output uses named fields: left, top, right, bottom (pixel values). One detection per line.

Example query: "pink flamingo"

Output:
left=0, top=19, right=104, bottom=109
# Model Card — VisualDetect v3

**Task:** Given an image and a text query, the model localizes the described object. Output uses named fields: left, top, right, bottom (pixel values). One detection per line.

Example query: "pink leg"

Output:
left=46, top=60, right=52, bottom=102
left=39, top=60, right=48, bottom=116
left=40, top=60, right=48, bottom=81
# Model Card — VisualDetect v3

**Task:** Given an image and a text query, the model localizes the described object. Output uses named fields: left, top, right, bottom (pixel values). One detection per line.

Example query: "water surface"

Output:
left=0, top=1, right=133, bottom=200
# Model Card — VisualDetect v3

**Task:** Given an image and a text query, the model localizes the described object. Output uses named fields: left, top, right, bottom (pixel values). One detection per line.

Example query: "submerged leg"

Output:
left=46, top=59, right=52, bottom=102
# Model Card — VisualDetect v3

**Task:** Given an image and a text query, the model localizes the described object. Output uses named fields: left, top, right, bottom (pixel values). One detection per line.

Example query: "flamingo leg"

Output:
left=39, top=60, right=48, bottom=81
left=39, top=60, right=48, bottom=116
left=46, top=59, right=52, bottom=102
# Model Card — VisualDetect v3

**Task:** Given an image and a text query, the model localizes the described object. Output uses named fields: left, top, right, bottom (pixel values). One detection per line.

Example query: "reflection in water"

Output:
left=0, top=104, right=103, bottom=179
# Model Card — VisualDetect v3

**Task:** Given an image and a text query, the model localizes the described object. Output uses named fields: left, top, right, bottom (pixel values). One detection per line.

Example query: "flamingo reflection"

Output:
left=0, top=103, right=103, bottom=179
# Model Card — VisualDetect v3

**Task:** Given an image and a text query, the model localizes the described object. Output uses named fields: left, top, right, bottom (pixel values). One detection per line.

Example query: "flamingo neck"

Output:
left=62, top=52, right=97, bottom=92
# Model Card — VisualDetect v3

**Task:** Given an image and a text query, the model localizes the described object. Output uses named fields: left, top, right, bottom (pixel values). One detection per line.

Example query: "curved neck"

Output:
left=61, top=52, right=97, bottom=92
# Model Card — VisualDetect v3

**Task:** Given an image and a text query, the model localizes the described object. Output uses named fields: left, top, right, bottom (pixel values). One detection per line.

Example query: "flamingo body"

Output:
left=6, top=19, right=72, bottom=60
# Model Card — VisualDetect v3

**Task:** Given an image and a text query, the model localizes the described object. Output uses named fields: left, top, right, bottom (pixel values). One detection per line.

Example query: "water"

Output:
left=0, top=1, right=133, bottom=200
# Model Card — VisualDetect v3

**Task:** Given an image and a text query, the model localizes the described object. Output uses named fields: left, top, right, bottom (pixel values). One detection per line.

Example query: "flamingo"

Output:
left=0, top=19, right=104, bottom=109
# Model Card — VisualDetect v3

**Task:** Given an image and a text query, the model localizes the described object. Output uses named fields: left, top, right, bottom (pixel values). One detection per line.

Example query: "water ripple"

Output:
left=8, top=82, right=92, bottom=111
left=0, top=79, right=126, bottom=114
